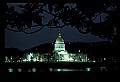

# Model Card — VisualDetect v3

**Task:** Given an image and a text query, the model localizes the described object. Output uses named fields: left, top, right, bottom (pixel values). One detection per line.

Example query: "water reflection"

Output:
left=50, top=68, right=88, bottom=71
left=6, top=66, right=114, bottom=72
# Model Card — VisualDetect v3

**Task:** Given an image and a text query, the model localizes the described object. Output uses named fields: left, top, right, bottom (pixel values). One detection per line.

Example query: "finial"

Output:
left=59, top=30, right=61, bottom=35
left=58, top=30, right=61, bottom=37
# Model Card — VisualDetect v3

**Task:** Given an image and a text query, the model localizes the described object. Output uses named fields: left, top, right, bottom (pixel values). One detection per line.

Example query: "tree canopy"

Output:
left=2, top=0, right=120, bottom=43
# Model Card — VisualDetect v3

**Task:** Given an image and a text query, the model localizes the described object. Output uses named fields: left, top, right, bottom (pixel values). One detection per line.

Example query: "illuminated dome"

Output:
left=55, top=33, right=64, bottom=43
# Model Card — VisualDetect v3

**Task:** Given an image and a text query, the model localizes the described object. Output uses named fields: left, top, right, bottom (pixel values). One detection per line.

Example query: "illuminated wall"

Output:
left=54, top=33, right=65, bottom=51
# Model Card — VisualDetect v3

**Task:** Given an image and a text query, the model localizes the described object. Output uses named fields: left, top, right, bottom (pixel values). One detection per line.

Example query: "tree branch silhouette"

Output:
left=4, top=2, right=120, bottom=43
left=21, top=26, right=44, bottom=34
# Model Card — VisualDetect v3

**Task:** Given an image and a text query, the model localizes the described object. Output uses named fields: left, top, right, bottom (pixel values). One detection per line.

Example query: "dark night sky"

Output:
left=5, top=26, right=107, bottom=50
left=5, top=3, right=107, bottom=50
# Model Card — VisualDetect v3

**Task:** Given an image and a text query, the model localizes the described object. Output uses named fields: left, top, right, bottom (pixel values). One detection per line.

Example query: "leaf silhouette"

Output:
left=48, top=4, right=53, bottom=12
left=4, top=2, right=120, bottom=42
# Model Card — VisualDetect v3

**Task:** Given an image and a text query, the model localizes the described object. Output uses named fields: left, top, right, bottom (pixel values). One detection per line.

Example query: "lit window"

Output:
left=93, top=60, right=96, bottom=62
left=86, top=68, right=91, bottom=71
left=18, top=68, right=22, bottom=72
left=11, top=57, right=12, bottom=59
left=100, top=67, right=107, bottom=71
left=104, top=58, right=106, bottom=60
left=32, top=68, right=36, bottom=72
left=8, top=68, right=13, bottom=72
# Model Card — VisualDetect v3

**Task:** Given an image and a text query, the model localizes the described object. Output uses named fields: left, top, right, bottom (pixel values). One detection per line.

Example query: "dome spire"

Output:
left=58, top=30, right=61, bottom=37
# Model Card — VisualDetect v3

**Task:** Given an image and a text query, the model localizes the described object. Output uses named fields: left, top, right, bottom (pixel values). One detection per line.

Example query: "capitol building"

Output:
left=4, top=32, right=118, bottom=72
left=53, top=32, right=73, bottom=62
left=5, top=32, right=91, bottom=63
left=21, top=32, right=89, bottom=62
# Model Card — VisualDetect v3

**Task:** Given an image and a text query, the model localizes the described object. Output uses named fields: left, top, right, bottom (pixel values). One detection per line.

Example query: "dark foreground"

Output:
left=1, top=62, right=120, bottom=72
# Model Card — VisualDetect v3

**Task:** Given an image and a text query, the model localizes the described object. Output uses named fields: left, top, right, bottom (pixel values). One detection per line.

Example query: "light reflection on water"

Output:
left=51, top=68, right=87, bottom=71
left=7, top=67, right=116, bottom=72
left=49, top=67, right=92, bottom=71
left=8, top=68, right=91, bottom=72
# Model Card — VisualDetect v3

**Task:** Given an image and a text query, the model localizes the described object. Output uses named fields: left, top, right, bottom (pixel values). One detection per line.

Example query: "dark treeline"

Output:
left=5, top=42, right=119, bottom=59
left=5, top=48, right=23, bottom=57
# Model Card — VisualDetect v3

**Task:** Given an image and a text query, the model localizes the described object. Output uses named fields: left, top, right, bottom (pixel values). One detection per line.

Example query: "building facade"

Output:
left=53, top=32, right=70, bottom=62
left=5, top=32, right=92, bottom=63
